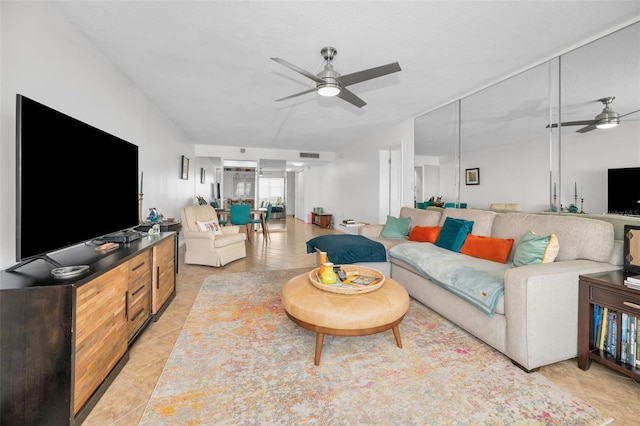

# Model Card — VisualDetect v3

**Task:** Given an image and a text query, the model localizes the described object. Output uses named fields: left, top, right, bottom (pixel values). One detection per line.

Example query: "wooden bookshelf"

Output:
left=578, top=270, right=640, bottom=381
left=311, top=212, right=332, bottom=229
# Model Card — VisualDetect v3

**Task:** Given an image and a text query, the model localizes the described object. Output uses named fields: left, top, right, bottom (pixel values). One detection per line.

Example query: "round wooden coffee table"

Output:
left=281, top=271, right=409, bottom=365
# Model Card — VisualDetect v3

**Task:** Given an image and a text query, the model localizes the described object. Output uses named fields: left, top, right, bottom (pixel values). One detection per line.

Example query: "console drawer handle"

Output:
left=131, top=285, right=145, bottom=297
left=132, top=262, right=146, bottom=271
left=623, top=301, right=640, bottom=310
left=130, top=308, right=145, bottom=322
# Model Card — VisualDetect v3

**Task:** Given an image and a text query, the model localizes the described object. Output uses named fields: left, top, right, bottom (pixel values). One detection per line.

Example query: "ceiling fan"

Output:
left=271, top=46, right=401, bottom=108
left=546, top=97, right=640, bottom=133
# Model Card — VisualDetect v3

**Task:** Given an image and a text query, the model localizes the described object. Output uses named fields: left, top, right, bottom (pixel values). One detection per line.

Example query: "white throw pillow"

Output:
left=196, top=219, right=222, bottom=235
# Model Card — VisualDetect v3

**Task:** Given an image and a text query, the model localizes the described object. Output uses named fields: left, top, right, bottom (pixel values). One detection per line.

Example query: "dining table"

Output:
left=215, top=207, right=268, bottom=241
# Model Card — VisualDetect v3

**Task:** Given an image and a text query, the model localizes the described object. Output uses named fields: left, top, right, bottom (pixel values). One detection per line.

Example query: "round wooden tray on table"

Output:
left=308, top=265, right=385, bottom=294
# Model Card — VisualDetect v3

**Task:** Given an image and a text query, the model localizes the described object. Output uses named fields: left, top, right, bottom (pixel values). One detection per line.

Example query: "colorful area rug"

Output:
left=140, top=268, right=611, bottom=425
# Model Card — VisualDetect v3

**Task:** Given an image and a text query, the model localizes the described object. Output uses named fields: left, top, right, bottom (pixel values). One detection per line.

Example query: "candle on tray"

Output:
left=553, top=182, right=557, bottom=197
left=574, top=182, right=577, bottom=198
left=140, top=171, right=144, bottom=194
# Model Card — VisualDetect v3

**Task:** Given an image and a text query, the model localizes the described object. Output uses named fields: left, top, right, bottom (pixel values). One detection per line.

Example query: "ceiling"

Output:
left=51, top=1, right=640, bottom=156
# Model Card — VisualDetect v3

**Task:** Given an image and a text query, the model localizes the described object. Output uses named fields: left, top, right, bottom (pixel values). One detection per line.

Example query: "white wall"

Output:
left=0, top=2, right=194, bottom=269
left=310, top=119, right=414, bottom=226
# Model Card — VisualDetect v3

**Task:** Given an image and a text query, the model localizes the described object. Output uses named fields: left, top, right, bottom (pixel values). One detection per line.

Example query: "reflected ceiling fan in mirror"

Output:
left=271, top=46, right=401, bottom=108
left=546, top=97, right=640, bottom=133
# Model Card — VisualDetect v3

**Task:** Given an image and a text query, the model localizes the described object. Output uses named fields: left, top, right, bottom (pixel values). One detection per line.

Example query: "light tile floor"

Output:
left=83, top=216, right=640, bottom=425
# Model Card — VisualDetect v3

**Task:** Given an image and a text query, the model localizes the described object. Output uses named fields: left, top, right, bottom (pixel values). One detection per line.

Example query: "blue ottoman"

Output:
left=306, top=235, right=387, bottom=264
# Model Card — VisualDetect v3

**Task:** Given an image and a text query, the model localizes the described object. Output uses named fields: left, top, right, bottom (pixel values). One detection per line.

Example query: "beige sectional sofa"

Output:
left=359, top=207, right=622, bottom=371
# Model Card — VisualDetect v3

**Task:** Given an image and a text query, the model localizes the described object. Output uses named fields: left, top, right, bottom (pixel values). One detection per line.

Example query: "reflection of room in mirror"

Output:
left=413, top=21, right=639, bottom=214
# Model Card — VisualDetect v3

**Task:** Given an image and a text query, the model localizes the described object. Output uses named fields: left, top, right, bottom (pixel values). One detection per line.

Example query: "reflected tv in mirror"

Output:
left=16, top=95, right=139, bottom=262
left=608, top=167, right=640, bottom=216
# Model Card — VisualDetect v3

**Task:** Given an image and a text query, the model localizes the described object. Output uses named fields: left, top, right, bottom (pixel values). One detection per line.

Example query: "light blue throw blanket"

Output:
left=389, top=243, right=512, bottom=316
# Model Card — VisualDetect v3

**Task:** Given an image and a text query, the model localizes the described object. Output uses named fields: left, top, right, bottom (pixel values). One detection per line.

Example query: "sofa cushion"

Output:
left=399, top=207, right=442, bottom=231
left=460, top=235, right=514, bottom=264
left=512, top=231, right=559, bottom=266
left=381, top=215, right=411, bottom=238
left=491, top=212, right=614, bottom=262
left=440, top=208, right=497, bottom=236
left=408, top=226, right=441, bottom=243
left=435, top=217, right=474, bottom=252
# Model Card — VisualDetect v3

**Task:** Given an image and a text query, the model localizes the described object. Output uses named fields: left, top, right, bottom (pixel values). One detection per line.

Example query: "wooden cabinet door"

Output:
left=74, top=265, right=128, bottom=414
left=152, top=235, right=176, bottom=315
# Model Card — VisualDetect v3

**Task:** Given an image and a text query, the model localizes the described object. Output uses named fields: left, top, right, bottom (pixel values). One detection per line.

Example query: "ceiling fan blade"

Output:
left=577, top=124, right=598, bottom=133
left=620, top=109, right=640, bottom=118
left=546, top=120, right=596, bottom=129
left=338, top=62, right=401, bottom=87
left=336, top=87, right=366, bottom=108
left=274, top=87, right=318, bottom=102
left=271, top=58, right=323, bottom=83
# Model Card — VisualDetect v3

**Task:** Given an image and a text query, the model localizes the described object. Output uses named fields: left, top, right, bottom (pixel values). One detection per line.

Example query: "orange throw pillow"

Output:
left=408, top=226, right=441, bottom=243
left=460, top=234, right=515, bottom=264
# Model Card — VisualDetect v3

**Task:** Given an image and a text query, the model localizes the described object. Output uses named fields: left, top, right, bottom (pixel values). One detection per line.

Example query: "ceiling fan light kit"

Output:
left=546, top=96, right=638, bottom=133
left=595, top=110, right=620, bottom=129
left=317, top=81, right=341, bottom=97
left=272, top=46, right=401, bottom=108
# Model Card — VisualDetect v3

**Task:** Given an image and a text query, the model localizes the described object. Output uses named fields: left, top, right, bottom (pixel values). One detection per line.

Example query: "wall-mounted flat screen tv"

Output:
left=16, top=94, right=139, bottom=263
left=608, top=167, right=640, bottom=216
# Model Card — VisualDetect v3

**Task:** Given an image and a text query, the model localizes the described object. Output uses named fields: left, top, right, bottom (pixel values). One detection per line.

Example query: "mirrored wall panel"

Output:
left=460, top=59, right=558, bottom=212
left=558, top=22, right=640, bottom=215
left=414, top=21, right=639, bottom=214
left=414, top=101, right=460, bottom=206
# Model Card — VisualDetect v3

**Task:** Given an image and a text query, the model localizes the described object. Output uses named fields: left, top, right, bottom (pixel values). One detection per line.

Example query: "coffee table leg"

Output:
left=314, top=333, right=325, bottom=366
left=392, top=325, right=402, bottom=348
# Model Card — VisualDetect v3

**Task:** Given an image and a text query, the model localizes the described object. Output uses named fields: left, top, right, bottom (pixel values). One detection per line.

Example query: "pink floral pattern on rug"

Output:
left=140, top=268, right=611, bottom=425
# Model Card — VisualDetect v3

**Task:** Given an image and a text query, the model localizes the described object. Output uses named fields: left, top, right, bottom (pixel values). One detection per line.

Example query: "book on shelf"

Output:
left=606, top=310, right=617, bottom=357
left=625, top=274, right=640, bottom=284
left=621, top=313, right=628, bottom=364
left=636, top=316, right=640, bottom=367
left=593, top=304, right=640, bottom=366
left=631, top=316, right=637, bottom=367
left=593, top=305, right=602, bottom=344
left=598, top=306, right=609, bottom=351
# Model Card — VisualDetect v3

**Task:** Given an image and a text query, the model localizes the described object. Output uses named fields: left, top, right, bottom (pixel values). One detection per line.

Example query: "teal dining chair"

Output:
left=251, top=203, right=272, bottom=241
left=230, top=204, right=252, bottom=242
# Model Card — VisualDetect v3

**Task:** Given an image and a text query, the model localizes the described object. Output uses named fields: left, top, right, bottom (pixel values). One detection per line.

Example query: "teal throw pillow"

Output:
left=435, top=217, right=474, bottom=252
left=380, top=215, right=411, bottom=238
left=513, top=231, right=560, bottom=267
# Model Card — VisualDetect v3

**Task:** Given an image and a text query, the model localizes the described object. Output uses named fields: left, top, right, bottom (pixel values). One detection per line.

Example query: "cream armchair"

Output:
left=180, top=205, right=247, bottom=267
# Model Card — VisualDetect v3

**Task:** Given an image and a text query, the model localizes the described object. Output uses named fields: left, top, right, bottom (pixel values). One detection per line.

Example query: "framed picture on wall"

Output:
left=465, top=168, right=480, bottom=185
left=181, top=156, right=189, bottom=180
left=200, top=168, right=205, bottom=184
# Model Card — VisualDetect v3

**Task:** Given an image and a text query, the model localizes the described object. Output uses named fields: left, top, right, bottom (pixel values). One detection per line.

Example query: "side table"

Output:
left=135, top=221, right=182, bottom=273
left=578, top=269, right=640, bottom=381
left=311, top=212, right=332, bottom=229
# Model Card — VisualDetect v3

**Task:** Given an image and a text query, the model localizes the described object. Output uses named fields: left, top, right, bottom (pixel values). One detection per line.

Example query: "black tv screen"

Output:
left=16, top=95, right=139, bottom=262
left=608, top=167, right=640, bottom=216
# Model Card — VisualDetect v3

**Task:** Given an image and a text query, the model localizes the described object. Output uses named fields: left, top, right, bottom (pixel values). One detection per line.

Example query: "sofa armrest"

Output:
left=503, top=259, right=620, bottom=370
left=358, top=224, right=384, bottom=238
